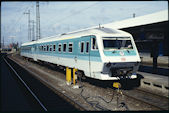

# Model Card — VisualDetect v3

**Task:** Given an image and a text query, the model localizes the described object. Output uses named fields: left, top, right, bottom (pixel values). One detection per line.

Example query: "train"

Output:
left=20, top=27, right=141, bottom=80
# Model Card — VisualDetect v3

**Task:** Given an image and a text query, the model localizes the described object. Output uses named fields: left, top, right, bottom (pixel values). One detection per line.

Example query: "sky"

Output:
left=1, top=1, right=168, bottom=47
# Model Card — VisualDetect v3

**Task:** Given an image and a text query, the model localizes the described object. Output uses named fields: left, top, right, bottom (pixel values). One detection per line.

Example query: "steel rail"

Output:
left=3, top=57, right=48, bottom=111
left=106, top=86, right=168, bottom=110
left=6, top=56, right=87, bottom=111
left=122, top=91, right=165, bottom=110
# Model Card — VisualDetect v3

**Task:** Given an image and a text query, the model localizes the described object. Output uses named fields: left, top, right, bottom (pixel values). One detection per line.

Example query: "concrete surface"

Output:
left=139, top=53, right=169, bottom=67
left=137, top=71, right=169, bottom=97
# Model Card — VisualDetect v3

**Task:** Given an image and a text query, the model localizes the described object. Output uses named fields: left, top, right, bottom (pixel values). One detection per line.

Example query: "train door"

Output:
left=75, top=36, right=91, bottom=77
left=32, top=44, right=37, bottom=61
left=90, top=35, right=100, bottom=78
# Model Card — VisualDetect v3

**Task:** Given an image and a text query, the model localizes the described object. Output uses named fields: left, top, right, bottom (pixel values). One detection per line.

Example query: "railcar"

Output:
left=20, top=27, right=141, bottom=80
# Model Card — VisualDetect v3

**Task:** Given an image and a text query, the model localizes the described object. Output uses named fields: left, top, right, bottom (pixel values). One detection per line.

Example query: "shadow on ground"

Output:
left=139, top=65, right=169, bottom=76
left=82, top=74, right=144, bottom=90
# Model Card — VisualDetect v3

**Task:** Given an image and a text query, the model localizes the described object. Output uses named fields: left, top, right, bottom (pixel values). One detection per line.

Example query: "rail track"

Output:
left=3, top=54, right=84, bottom=111
left=82, top=73, right=168, bottom=110
left=6, top=53, right=169, bottom=111
left=121, top=88, right=169, bottom=110
left=82, top=79, right=168, bottom=110
left=3, top=55, right=48, bottom=111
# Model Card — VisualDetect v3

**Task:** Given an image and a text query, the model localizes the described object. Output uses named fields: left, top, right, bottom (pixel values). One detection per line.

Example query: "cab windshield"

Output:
left=103, top=37, right=133, bottom=50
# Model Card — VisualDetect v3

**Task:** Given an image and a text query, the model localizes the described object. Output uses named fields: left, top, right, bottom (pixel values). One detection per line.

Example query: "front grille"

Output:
left=110, top=67, right=133, bottom=77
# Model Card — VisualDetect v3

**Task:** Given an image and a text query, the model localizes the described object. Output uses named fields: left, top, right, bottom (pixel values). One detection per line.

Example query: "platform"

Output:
left=139, top=52, right=169, bottom=67
left=137, top=71, right=169, bottom=97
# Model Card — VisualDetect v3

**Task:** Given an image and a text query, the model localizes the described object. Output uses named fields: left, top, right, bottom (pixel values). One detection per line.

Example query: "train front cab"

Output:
left=96, top=34, right=141, bottom=80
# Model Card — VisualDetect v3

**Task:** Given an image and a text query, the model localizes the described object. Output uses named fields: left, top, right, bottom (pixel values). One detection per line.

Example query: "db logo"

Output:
left=119, top=51, right=124, bottom=56
left=121, top=58, right=126, bottom=61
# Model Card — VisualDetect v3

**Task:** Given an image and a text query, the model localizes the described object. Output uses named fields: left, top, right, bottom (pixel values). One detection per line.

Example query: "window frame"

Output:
left=102, top=37, right=134, bottom=50
left=86, top=41, right=89, bottom=54
left=39, top=45, right=41, bottom=51
left=53, top=44, right=56, bottom=51
left=58, top=43, right=62, bottom=53
left=68, top=42, right=73, bottom=53
left=46, top=44, right=49, bottom=51
left=49, top=44, right=52, bottom=51
left=41, top=45, right=43, bottom=51
left=63, top=43, right=67, bottom=53
left=80, top=41, right=85, bottom=54
left=91, top=37, right=98, bottom=51
left=44, top=45, right=46, bottom=51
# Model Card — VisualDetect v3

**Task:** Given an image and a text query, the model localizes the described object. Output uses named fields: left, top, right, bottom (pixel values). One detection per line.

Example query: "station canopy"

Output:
left=103, top=10, right=168, bottom=29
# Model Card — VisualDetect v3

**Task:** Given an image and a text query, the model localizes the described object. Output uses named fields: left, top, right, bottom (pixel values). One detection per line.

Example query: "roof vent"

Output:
left=95, top=28, right=119, bottom=34
left=99, top=24, right=104, bottom=29
left=61, top=33, right=66, bottom=35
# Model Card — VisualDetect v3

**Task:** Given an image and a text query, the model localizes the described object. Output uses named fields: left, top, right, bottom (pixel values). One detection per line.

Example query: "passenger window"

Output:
left=53, top=45, right=56, bottom=51
left=68, top=43, right=73, bottom=53
left=58, top=44, right=62, bottom=52
left=91, top=37, right=98, bottom=50
left=44, top=46, right=46, bottom=51
left=50, top=45, right=52, bottom=51
left=42, top=46, right=44, bottom=51
left=63, top=43, right=67, bottom=52
left=47, top=45, right=49, bottom=51
left=80, top=42, right=84, bottom=53
left=86, top=42, right=89, bottom=53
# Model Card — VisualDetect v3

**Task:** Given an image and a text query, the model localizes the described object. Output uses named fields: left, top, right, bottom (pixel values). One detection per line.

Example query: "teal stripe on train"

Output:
left=22, top=52, right=102, bottom=62
left=103, top=50, right=137, bottom=56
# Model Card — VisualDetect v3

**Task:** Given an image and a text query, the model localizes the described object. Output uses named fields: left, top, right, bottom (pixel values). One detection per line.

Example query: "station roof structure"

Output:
left=103, top=10, right=168, bottom=29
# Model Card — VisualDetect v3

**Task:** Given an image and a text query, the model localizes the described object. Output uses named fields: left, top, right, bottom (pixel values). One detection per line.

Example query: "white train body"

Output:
left=21, top=27, right=141, bottom=80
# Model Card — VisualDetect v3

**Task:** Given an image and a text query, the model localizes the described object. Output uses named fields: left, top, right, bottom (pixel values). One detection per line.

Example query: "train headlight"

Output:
left=106, top=62, right=111, bottom=67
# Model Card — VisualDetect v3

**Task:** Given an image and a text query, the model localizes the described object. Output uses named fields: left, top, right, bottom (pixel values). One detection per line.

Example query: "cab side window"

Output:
left=91, top=37, right=98, bottom=50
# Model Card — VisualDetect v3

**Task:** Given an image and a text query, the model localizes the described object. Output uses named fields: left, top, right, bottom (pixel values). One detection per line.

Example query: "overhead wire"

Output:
left=47, top=2, right=100, bottom=30
left=7, top=2, right=35, bottom=37
left=6, top=2, right=99, bottom=42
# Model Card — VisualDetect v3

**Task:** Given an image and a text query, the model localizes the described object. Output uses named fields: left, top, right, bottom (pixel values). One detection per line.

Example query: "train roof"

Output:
left=21, top=27, right=131, bottom=46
